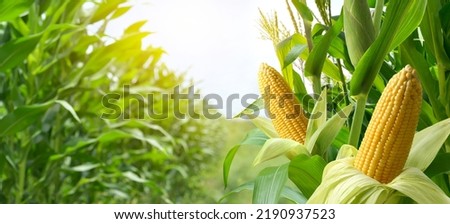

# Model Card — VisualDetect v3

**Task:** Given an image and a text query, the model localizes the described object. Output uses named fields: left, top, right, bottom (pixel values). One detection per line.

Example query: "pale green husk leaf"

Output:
left=336, top=144, right=358, bottom=160
left=250, top=116, right=279, bottom=138
left=388, top=168, right=450, bottom=204
left=253, top=138, right=310, bottom=166
left=308, top=158, right=450, bottom=204
left=406, top=118, right=450, bottom=170
left=306, top=104, right=353, bottom=155
left=308, top=158, right=397, bottom=204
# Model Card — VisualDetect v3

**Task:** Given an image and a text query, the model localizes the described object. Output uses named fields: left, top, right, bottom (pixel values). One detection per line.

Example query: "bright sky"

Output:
left=109, top=0, right=343, bottom=117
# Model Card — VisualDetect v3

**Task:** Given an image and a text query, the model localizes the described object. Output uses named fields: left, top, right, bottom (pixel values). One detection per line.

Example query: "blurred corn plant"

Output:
left=0, top=0, right=223, bottom=203
left=223, top=0, right=450, bottom=203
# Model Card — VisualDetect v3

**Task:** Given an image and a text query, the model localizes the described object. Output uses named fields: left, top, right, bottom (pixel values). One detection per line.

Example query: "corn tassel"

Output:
left=353, top=65, right=422, bottom=184
left=258, top=63, right=308, bottom=144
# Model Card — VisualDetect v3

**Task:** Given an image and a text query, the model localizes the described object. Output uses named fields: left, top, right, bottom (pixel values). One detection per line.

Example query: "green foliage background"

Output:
left=0, top=0, right=224, bottom=203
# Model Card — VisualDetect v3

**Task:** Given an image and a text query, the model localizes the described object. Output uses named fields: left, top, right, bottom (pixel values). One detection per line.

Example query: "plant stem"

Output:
left=349, top=95, right=367, bottom=147
left=15, top=144, right=30, bottom=203
left=336, top=59, right=349, bottom=105
left=437, top=64, right=449, bottom=116
left=312, top=75, right=322, bottom=97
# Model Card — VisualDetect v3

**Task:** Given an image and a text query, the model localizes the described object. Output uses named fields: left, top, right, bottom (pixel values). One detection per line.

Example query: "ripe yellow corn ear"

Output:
left=354, top=65, right=422, bottom=184
left=258, top=63, right=308, bottom=144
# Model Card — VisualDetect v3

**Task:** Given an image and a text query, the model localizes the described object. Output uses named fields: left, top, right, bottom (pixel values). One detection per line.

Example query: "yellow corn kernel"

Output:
left=258, top=63, right=308, bottom=144
left=353, top=65, right=422, bottom=184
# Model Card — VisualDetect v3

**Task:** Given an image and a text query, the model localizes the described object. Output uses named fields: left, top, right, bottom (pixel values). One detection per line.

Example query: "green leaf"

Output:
left=97, top=129, right=132, bottom=143
left=127, top=128, right=164, bottom=151
left=325, top=34, right=351, bottom=62
left=288, top=154, right=326, bottom=198
left=418, top=100, right=439, bottom=129
left=0, top=101, right=53, bottom=137
left=322, top=59, right=341, bottom=83
left=367, top=0, right=380, bottom=8
left=0, top=0, right=33, bottom=21
left=406, top=118, right=450, bottom=170
left=111, top=6, right=131, bottom=19
left=292, top=70, right=308, bottom=97
left=276, top=33, right=306, bottom=88
left=250, top=116, right=279, bottom=138
left=223, top=129, right=268, bottom=188
left=124, top=20, right=148, bottom=35
left=343, top=0, right=375, bottom=66
left=109, top=119, right=174, bottom=143
left=307, top=104, right=353, bottom=156
left=350, top=0, right=427, bottom=96
left=233, top=97, right=264, bottom=119
left=91, top=0, right=126, bottom=23
left=304, top=12, right=343, bottom=92
left=372, top=75, right=386, bottom=93
left=253, top=164, right=289, bottom=204
left=277, top=34, right=341, bottom=91
left=66, top=177, right=99, bottom=196
left=68, top=163, right=100, bottom=172
left=388, top=0, right=428, bottom=52
left=400, top=36, right=445, bottom=121
left=421, top=1, right=450, bottom=111
left=83, top=32, right=150, bottom=76
left=431, top=174, right=450, bottom=197
left=219, top=181, right=254, bottom=202
left=291, top=0, right=313, bottom=22
left=50, top=138, right=97, bottom=161
left=55, top=100, right=80, bottom=123
left=123, top=171, right=148, bottom=183
left=253, top=138, right=309, bottom=166
left=305, top=89, right=327, bottom=141
left=240, top=129, right=269, bottom=146
left=223, top=145, right=240, bottom=189
left=425, top=153, right=450, bottom=177
left=331, top=126, right=350, bottom=150
left=220, top=182, right=306, bottom=204
left=109, top=189, right=129, bottom=199
left=281, top=186, right=307, bottom=204
left=0, top=34, right=42, bottom=71
left=97, top=129, right=163, bottom=151
left=283, top=44, right=307, bottom=69
left=420, top=0, right=450, bottom=68
left=389, top=168, right=450, bottom=204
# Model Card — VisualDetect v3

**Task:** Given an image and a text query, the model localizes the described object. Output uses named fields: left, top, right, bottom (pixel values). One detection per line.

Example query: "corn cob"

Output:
left=258, top=63, right=308, bottom=144
left=353, top=65, right=422, bottom=184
